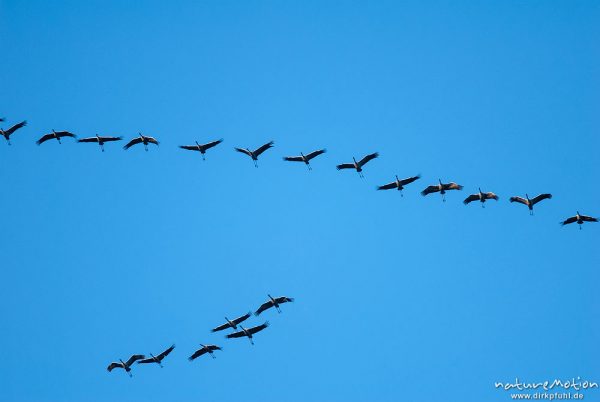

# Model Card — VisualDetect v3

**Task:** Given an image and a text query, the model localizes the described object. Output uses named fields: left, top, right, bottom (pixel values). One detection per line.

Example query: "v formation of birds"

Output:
left=1, top=117, right=597, bottom=376
left=106, top=295, right=294, bottom=376
left=1, top=117, right=596, bottom=229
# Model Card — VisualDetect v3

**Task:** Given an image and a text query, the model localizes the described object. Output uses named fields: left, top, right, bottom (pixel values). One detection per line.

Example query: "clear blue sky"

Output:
left=1, top=1, right=599, bottom=401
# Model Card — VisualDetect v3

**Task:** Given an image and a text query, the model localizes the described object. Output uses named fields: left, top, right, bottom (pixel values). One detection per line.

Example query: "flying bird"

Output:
left=107, top=354, right=145, bottom=377
left=179, top=139, right=223, bottom=160
left=421, top=179, right=463, bottom=202
left=123, top=133, right=159, bottom=151
left=225, top=322, right=269, bottom=345
left=36, top=130, right=76, bottom=145
left=377, top=174, right=421, bottom=196
left=0, top=117, right=4, bottom=122
left=211, top=312, right=252, bottom=333
left=1, top=120, right=27, bottom=145
left=336, top=152, right=379, bottom=178
left=283, top=149, right=327, bottom=170
left=189, top=344, right=222, bottom=361
left=234, top=141, right=274, bottom=167
left=560, top=211, right=598, bottom=230
left=509, top=193, right=552, bottom=215
left=78, top=134, right=122, bottom=152
left=255, top=295, right=294, bottom=316
left=463, top=188, right=499, bottom=207
left=137, top=344, right=175, bottom=368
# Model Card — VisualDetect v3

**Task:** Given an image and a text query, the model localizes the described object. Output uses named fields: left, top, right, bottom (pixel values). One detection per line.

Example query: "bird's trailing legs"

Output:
left=254, top=160, right=258, bottom=168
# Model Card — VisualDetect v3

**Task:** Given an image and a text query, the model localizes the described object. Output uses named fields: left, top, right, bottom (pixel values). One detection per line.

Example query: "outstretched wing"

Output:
left=561, top=216, right=578, bottom=226
left=100, top=136, right=122, bottom=142
left=207, top=345, right=222, bottom=351
left=55, top=131, right=76, bottom=138
left=125, top=354, right=145, bottom=366
left=78, top=137, right=99, bottom=143
left=189, top=348, right=208, bottom=360
left=201, top=138, right=223, bottom=150
left=463, top=194, right=479, bottom=205
left=377, top=182, right=398, bottom=191
left=484, top=192, right=499, bottom=201
left=156, top=344, right=175, bottom=360
left=253, top=141, right=274, bottom=156
left=509, top=196, right=528, bottom=205
left=305, top=149, right=326, bottom=161
left=580, top=215, right=598, bottom=223
left=357, top=152, right=379, bottom=168
left=107, top=362, right=123, bottom=372
left=180, top=145, right=199, bottom=151
left=137, top=357, right=157, bottom=364
left=254, top=301, right=273, bottom=316
left=421, top=185, right=440, bottom=196
left=274, top=296, right=294, bottom=304
left=283, top=156, right=303, bottom=162
left=399, top=175, right=421, bottom=186
left=247, top=322, right=269, bottom=335
left=530, top=193, right=552, bottom=205
left=4, top=120, right=27, bottom=136
left=232, top=311, right=252, bottom=325
left=234, top=147, right=252, bottom=157
left=211, top=322, right=231, bottom=332
left=145, top=136, right=159, bottom=146
left=336, top=163, right=355, bottom=170
left=443, top=182, right=463, bottom=191
left=123, top=137, right=142, bottom=150
left=36, top=133, right=55, bottom=145
left=226, top=329, right=247, bottom=339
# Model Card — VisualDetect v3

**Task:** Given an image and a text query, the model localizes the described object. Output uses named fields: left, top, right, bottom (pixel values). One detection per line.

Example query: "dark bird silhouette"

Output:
left=283, top=149, right=327, bottom=170
left=211, top=312, right=252, bottom=332
left=123, top=133, right=159, bottom=151
left=137, top=344, right=175, bottom=368
left=36, top=130, right=76, bottom=145
left=0, top=117, right=4, bottom=122
left=179, top=139, right=223, bottom=160
left=78, top=134, right=122, bottom=152
left=107, top=354, right=145, bottom=377
left=510, top=193, right=552, bottom=215
left=189, top=344, right=222, bottom=361
left=561, top=211, right=598, bottom=230
left=234, top=141, right=274, bottom=167
left=255, top=295, right=294, bottom=316
left=225, top=322, right=269, bottom=345
left=421, top=179, right=463, bottom=202
left=377, top=174, right=421, bottom=196
left=336, top=152, right=379, bottom=178
left=463, top=188, right=499, bottom=207
left=1, top=120, right=27, bottom=145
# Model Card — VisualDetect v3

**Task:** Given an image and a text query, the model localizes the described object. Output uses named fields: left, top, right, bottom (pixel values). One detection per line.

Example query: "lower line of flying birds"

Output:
left=0, top=119, right=597, bottom=228
left=107, top=295, right=294, bottom=377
